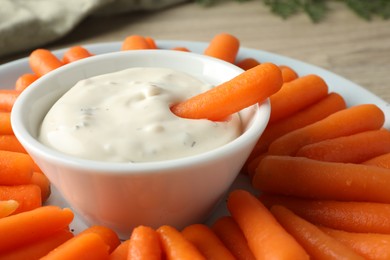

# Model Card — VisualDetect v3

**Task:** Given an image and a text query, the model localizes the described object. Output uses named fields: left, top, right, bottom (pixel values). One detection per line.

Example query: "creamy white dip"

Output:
left=39, top=67, right=242, bottom=163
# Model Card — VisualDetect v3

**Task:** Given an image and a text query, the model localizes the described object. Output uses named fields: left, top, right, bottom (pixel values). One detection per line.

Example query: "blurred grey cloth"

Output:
left=0, top=0, right=186, bottom=58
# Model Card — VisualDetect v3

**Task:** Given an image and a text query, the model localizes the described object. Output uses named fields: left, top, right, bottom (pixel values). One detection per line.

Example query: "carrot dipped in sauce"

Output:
left=171, top=63, right=283, bottom=121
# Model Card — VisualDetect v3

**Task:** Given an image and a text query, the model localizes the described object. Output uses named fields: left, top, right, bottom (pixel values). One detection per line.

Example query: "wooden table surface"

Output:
left=1, top=1, right=390, bottom=102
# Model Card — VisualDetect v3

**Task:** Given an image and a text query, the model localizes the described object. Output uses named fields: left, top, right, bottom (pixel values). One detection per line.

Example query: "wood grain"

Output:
left=1, top=1, right=389, bottom=102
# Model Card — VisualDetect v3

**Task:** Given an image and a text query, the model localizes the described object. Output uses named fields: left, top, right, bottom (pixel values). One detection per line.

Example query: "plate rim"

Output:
left=1, top=39, right=389, bottom=233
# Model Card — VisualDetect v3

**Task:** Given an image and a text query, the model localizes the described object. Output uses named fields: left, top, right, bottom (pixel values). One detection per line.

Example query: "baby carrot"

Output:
left=0, top=150, right=34, bottom=185
left=362, top=152, right=390, bottom=169
left=182, top=224, right=236, bottom=260
left=157, top=225, right=206, bottom=260
left=279, top=65, right=298, bottom=82
left=0, top=200, right=19, bottom=218
left=62, top=46, right=93, bottom=64
left=171, top=46, right=190, bottom=52
left=247, top=152, right=267, bottom=179
left=77, top=225, right=120, bottom=254
left=0, top=185, right=41, bottom=214
left=227, top=189, right=309, bottom=260
left=171, top=62, right=283, bottom=121
left=0, top=205, right=74, bottom=252
left=128, top=225, right=162, bottom=260
left=271, top=205, right=365, bottom=260
left=145, top=36, right=158, bottom=49
left=253, top=155, right=390, bottom=203
left=319, top=226, right=390, bottom=260
left=204, top=33, right=240, bottom=63
left=41, top=232, right=110, bottom=260
left=0, top=229, right=74, bottom=260
left=235, top=57, right=260, bottom=71
left=0, top=90, right=19, bottom=112
left=29, top=49, right=64, bottom=77
left=211, top=216, right=256, bottom=260
left=121, top=35, right=152, bottom=51
left=260, top=194, right=390, bottom=234
left=109, top=240, right=130, bottom=260
left=268, top=74, right=329, bottom=124
left=267, top=104, right=385, bottom=156
left=15, top=73, right=39, bottom=91
left=296, top=129, right=390, bottom=163
left=0, top=112, right=12, bottom=134
left=0, top=135, right=27, bottom=153
left=250, top=92, right=346, bottom=157
left=30, top=172, right=51, bottom=203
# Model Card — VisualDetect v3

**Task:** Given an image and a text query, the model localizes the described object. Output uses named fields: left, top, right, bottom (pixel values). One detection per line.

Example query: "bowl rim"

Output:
left=11, top=49, right=270, bottom=175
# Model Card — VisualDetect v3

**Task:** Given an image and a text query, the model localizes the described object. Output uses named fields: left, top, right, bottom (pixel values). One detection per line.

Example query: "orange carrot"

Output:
left=270, top=205, right=365, bottom=260
left=41, top=232, right=110, bottom=260
left=267, top=104, right=385, bottom=156
left=268, top=74, right=329, bottom=124
left=62, top=46, right=93, bottom=64
left=235, top=57, right=260, bottom=71
left=171, top=46, right=190, bottom=52
left=77, top=225, right=120, bottom=254
left=109, top=240, right=130, bottom=260
left=29, top=49, right=64, bottom=77
left=227, top=189, right=309, bottom=259
left=253, top=155, right=390, bottom=203
left=145, top=37, right=158, bottom=49
left=0, top=135, right=26, bottom=153
left=30, top=172, right=51, bottom=203
left=204, top=33, right=240, bottom=63
left=171, top=63, right=283, bottom=121
left=0, top=229, right=74, bottom=260
left=247, top=153, right=267, bottom=179
left=0, top=112, right=13, bottom=134
left=15, top=73, right=39, bottom=91
left=362, top=152, right=390, bottom=169
left=279, top=65, right=298, bottom=82
left=28, top=155, right=43, bottom=173
left=0, top=90, right=19, bottom=112
left=261, top=194, right=390, bottom=234
left=319, top=226, right=390, bottom=260
left=182, top=223, right=235, bottom=260
left=128, top=225, right=162, bottom=260
left=0, top=150, right=34, bottom=185
left=0, top=185, right=41, bottom=214
left=245, top=92, right=346, bottom=175
left=109, top=239, right=130, bottom=260
left=249, top=92, right=346, bottom=157
left=0, top=206, right=73, bottom=252
left=157, top=225, right=206, bottom=260
left=211, top=216, right=256, bottom=260
left=121, top=35, right=152, bottom=51
left=0, top=200, right=19, bottom=218
left=296, top=128, right=390, bottom=163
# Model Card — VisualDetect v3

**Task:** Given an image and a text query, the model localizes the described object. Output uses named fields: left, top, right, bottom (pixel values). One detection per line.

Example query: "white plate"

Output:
left=1, top=40, right=389, bottom=234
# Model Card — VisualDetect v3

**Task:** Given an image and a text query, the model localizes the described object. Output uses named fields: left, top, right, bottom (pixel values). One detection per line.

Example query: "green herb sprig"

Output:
left=197, top=0, right=390, bottom=23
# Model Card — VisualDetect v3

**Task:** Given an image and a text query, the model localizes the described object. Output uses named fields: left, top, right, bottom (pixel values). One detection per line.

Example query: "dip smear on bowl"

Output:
left=39, top=67, right=242, bottom=163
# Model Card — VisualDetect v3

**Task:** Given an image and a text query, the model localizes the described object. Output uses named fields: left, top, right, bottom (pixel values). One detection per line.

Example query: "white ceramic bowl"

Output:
left=11, top=50, right=270, bottom=239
